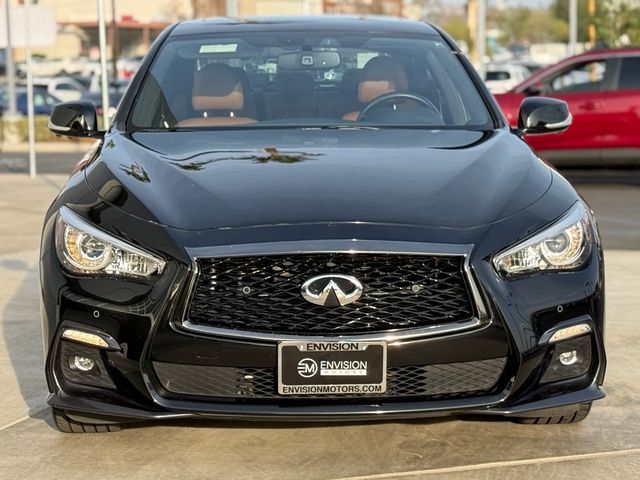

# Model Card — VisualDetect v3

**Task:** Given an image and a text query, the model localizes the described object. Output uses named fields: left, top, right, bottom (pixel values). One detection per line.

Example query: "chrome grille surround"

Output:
left=177, top=240, right=489, bottom=341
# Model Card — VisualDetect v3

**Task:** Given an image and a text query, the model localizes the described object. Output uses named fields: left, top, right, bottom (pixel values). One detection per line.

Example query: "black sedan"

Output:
left=42, top=16, right=605, bottom=432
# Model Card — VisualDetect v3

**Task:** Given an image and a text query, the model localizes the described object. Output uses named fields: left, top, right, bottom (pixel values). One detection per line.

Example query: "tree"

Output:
left=550, top=0, right=640, bottom=46
left=410, top=0, right=445, bottom=23
left=441, top=16, right=472, bottom=49
left=496, top=7, right=569, bottom=45
left=596, top=0, right=640, bottom=46
left=551, top=0, right=597, bottom=43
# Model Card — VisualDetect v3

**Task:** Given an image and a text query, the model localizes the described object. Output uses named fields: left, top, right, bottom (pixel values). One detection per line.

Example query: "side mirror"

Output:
left=48, top=101, right=103, bottom=138
left=518, top=97, right=572, bottom=135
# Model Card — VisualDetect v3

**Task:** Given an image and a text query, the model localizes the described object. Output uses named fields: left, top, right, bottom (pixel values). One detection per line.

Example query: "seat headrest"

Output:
left=358, top=56, right=409, bottom=103
left=192, top=63, right=244, bottom=111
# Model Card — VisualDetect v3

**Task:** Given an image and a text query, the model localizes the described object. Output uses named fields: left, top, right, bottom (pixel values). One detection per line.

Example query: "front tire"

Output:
left=513, top=402, right=592, bottom=425
left=52, top=408, right=122, bottom=433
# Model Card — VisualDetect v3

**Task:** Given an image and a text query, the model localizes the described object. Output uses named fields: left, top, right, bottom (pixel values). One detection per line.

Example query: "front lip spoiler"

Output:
left=476, top=384, right=606, bottom=416
left=48, top=385, right=605, bottom=424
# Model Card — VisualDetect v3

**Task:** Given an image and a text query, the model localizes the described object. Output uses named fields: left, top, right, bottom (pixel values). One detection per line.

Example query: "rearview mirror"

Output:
left=518, top=97, right=572, bottom=135
left=48, top=101, right=103, bottom=138
left=278, top=50, right=341, bottom=70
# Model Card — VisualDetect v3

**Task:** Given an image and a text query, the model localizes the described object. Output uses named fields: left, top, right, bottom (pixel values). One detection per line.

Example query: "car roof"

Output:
left=511, top=46, right=640, bottom=92
left=171, top=15, right=440, bottom=37
left=570, top=46, right=640, bottom=59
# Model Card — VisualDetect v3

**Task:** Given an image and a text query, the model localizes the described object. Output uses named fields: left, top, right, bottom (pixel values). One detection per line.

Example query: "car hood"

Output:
left=84, top=128, right=552, bottom=231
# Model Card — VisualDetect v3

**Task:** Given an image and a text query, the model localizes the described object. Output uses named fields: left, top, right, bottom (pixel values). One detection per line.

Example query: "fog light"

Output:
left=60, top=342, right=116, bottom=389
left=558, top=350, right=578, bottom=366
left=70, top=355, right=95, bottom=372
left=540, top=335, right=592, bottom=383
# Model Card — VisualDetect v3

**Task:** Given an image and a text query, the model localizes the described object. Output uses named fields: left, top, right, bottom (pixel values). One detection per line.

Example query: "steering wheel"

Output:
left=356, top=92, right=441, bottom=122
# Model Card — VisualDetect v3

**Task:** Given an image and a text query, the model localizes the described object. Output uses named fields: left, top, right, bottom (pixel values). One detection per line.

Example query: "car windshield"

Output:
left=130, top=31, right=492, bottom=130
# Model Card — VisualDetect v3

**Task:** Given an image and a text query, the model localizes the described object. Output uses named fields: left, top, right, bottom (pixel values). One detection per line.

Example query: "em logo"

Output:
left=297, top=358, right=318, bottom=378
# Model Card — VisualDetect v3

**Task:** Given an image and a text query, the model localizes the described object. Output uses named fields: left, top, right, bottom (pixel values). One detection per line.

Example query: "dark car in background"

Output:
left=79, top=80, right=129, bottom=118
left=0, top=86, right=61, bottom=115
left=43, top=17, right=605, bottom=433
left=495, top=48, right=640, bottom=167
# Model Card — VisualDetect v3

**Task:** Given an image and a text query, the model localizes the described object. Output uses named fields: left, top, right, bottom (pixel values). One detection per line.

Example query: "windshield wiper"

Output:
left=302, top=125, right=380, bottom=131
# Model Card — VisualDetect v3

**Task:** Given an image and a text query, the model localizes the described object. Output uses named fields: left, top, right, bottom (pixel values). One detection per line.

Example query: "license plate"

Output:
left=277, top=341, right=387, bottom=395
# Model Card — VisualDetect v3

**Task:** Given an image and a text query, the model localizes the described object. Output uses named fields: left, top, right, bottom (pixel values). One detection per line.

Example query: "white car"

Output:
left=484, top=65, right=531, bottom=94
left=32, top=77, right=85, bottom=102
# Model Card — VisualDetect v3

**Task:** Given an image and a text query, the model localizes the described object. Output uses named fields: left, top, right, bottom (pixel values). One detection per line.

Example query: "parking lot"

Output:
left=0, top=167, right=639, bottom=479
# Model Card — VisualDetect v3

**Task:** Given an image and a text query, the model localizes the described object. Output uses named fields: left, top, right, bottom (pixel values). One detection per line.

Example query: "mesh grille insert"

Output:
left=188, top=254, right=474, bottom=335
left=154, top=357, right=507, bottom=400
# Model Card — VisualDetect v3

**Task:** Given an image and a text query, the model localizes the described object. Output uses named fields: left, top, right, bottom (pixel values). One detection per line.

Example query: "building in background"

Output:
left=193, top=0, right=323, bottom=16
left=13, top=0, right=192, bottom=63
left=9, top=0, right=409, bottom=77
left=323, top=0, right=402, bottom=17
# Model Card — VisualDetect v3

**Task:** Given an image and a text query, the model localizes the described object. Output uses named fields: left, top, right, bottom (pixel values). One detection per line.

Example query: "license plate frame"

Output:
left=277, top=340, right=387, bottom=395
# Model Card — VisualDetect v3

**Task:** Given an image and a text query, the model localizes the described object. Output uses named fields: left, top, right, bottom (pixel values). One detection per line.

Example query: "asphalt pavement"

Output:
left=0, top=167, right=639, bottom=479
left=0, top=151, right=83, bottom=175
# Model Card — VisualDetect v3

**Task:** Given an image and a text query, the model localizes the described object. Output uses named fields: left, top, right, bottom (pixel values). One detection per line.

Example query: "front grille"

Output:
left=187, top=254, right=474, bottom=335
left=153, top=358, right=507, bottom=399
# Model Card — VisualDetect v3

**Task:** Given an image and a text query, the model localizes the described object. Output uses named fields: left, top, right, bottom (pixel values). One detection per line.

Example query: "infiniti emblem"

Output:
left=300, top=274, right=363, bottom=307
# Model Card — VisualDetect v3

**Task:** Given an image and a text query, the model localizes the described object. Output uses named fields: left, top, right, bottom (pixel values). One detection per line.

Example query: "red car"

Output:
left=494, top=48, right=640, bottom=167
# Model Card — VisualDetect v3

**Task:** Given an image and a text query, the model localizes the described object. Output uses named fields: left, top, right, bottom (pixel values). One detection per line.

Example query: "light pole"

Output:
left=476, top=0, right=486, bottom=78
left=24, top=0, right=36, bottom=178
left=97, top=0, right=109, bottom=129
left=569, top=0, right=577, bottom=55
left=111, top=0, right=118, bottom=82
left=3, top=0, right=17, bottom=116
left=225, top=0, right=238, bottom=17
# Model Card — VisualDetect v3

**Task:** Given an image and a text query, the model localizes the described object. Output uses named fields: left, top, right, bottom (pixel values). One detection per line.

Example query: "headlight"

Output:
left=493, top=202, right=592, bottom=277
left=55, top=206, right=165, bottom=278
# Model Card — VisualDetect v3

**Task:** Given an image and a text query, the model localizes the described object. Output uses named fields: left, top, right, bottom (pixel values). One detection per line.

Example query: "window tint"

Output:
left=546, top=60, right=607, bottom=93
left=618, top=57, right=640, bottom=90
left=130, top=32, right=492, bottom=130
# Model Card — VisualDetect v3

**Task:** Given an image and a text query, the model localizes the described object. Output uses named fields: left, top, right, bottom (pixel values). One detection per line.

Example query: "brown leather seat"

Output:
left=342, top=56, right=409, bottom=121
left=176, top=63, right=257, bottom=127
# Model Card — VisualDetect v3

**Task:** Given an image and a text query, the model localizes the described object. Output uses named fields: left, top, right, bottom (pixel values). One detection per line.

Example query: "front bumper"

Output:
left=48, top=274, right=605, bottom=422
left=41, top=214, right=606, bottom=425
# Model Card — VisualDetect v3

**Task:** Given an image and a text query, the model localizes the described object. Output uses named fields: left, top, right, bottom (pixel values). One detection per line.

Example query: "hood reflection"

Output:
left=120, top=162, right=151, bottom=183
left=170, top=147, right=321, bottom=171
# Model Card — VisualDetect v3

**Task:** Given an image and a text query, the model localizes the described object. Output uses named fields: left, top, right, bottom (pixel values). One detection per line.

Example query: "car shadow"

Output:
left=1, top=253, right=50, bottom=422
